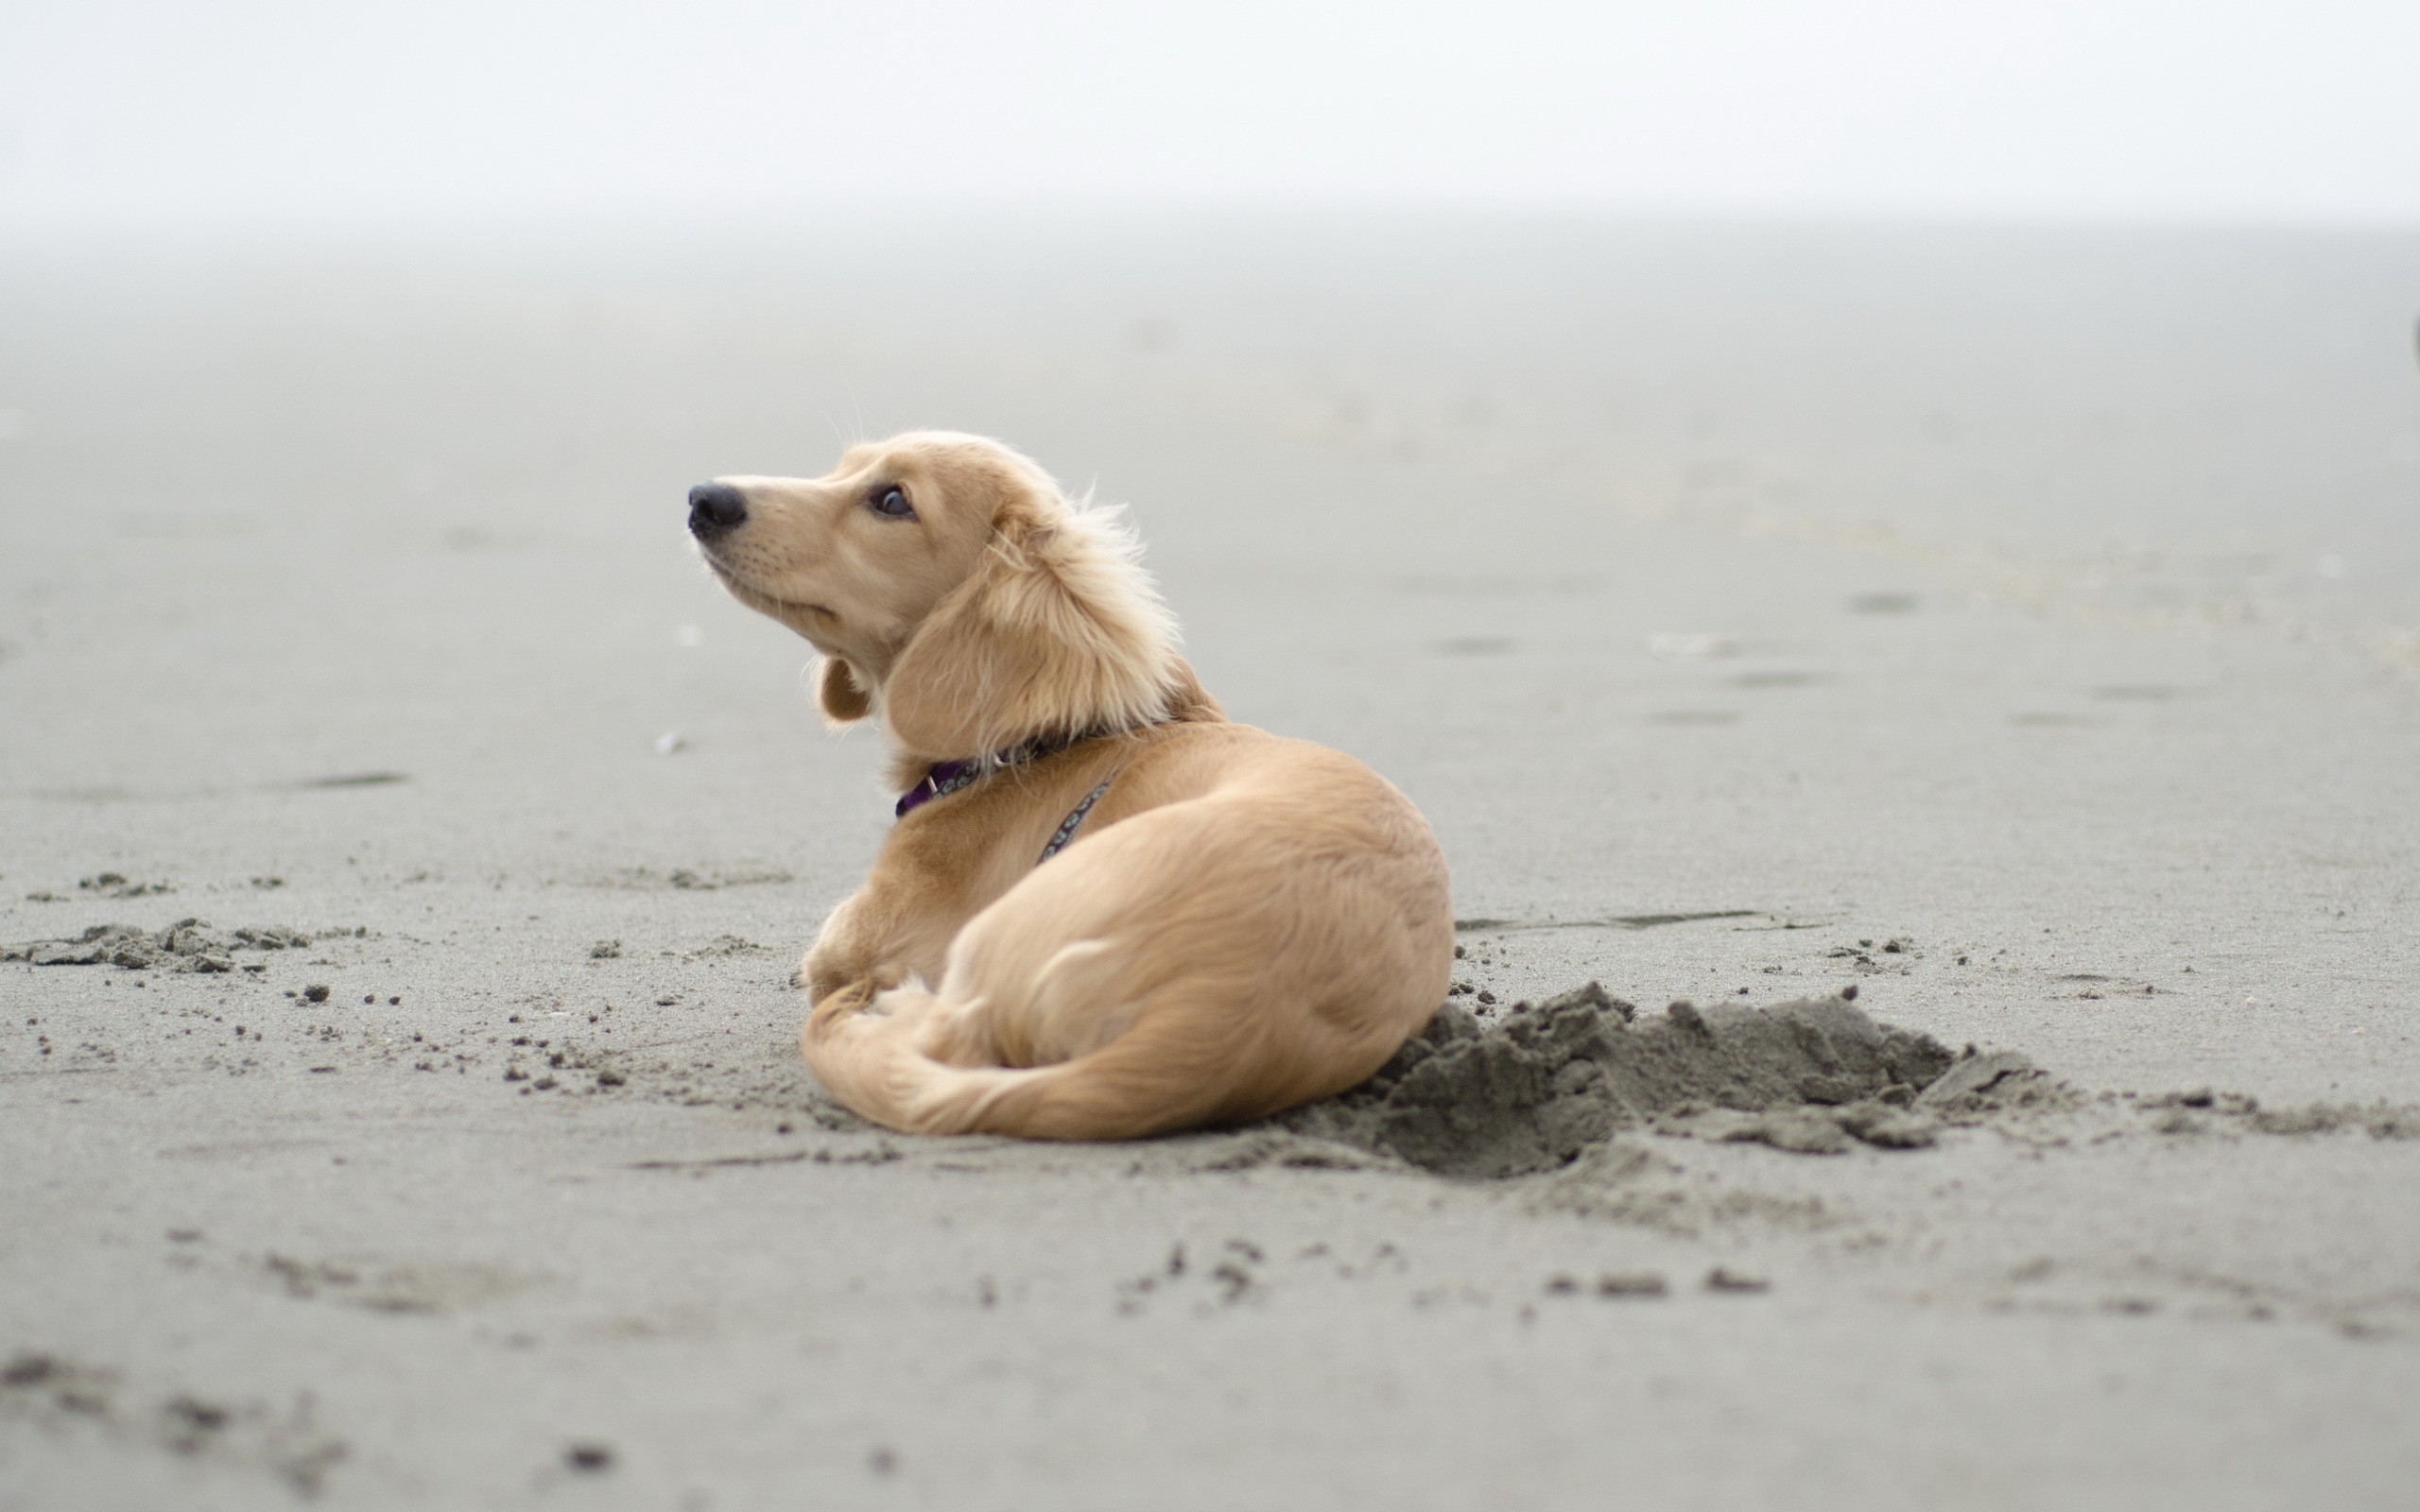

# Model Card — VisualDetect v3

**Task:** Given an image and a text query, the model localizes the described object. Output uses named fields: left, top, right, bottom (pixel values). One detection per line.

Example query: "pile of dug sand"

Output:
left=1281, top=985, right=1989, bottom=1177
left=2, top=920, right=318, bottom=973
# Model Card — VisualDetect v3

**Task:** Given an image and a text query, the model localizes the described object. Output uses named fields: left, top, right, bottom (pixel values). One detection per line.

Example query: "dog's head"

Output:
left=688, top=431, right=1186, bottom=760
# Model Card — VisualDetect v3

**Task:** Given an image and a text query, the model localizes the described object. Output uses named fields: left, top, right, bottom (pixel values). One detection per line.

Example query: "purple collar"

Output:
left=895, top=732, right=1091, bottom=819
left=895, top=756, right=984, bottom=817
left=893, top=729, right=1141, bottom=867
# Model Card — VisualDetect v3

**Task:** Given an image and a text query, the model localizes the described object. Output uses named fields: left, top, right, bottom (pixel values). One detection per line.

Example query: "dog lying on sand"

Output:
left=687, top=433, right=1451, bottom=1140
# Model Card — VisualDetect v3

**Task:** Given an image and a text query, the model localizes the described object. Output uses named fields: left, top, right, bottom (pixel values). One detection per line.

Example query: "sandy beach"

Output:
left=3, top=213, right=2417, bottom=1508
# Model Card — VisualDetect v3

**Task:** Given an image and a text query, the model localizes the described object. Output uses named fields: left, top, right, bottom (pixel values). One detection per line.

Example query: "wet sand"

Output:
left=3, top=214, right=2417, bottom=1508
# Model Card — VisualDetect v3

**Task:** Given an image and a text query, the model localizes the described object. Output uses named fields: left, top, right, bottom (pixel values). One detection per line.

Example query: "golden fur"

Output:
left=692, top=432, right=1452, bottom=1139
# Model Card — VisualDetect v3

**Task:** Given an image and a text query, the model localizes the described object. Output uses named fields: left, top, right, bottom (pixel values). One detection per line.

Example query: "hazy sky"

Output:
left=5, top=0, right=2418, bottom=236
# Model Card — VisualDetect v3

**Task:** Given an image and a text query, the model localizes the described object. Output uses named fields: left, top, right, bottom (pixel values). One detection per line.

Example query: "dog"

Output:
left=687, top=432, right=1452, bottom=1140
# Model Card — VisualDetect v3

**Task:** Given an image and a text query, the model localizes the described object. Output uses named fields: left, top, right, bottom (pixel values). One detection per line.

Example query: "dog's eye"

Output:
left=869, top=485, right=914, bottom=519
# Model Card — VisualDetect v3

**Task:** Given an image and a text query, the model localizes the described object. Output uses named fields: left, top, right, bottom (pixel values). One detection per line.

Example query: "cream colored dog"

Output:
left=687, top=432, right=1451, bottom=1140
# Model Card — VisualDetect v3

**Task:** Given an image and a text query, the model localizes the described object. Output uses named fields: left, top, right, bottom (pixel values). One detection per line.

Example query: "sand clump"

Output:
left=2241, top=1103, right=2419, bottom=1140
left=1, top=1349, right=348, bottom=1495
left=2, top=920, right=329, bottom=973
left=2137, top=1088, right=2420, bottom=1142
left=1278, top=984, right=1967, bottom=1177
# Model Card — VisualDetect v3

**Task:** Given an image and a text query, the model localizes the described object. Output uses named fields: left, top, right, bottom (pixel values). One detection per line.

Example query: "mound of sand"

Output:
left=1280, top=985, right=1967, bottom=1178
left=2, top=919, right=320, bottom=973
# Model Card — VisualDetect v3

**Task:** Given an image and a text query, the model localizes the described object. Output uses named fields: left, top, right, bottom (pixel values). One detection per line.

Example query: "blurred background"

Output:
left=10, top=0, right=2420, bottom=230
left=3, top=0, right=2416, bottom=910
left=7, top=2, right=2415, bottom=612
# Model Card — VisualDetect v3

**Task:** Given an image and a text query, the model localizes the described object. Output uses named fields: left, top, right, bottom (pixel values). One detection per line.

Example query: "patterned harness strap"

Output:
left=1036, top=776, right=1116, bottom=865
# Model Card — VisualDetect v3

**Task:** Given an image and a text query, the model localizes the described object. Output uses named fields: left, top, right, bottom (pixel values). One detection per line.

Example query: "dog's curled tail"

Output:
left=801, top=982, right=1254, bottom=1141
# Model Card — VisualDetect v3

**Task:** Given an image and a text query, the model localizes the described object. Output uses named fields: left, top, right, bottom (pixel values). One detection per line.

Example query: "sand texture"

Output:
left=3, top=215, right=2418, bottom=1510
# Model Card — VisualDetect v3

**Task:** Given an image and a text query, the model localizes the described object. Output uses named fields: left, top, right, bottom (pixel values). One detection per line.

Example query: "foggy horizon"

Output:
left=7, top=0, right=2420, bottom=243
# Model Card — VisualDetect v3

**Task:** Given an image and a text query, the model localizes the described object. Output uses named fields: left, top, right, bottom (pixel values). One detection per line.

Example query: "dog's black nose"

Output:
left=687, top=481, right=748, bottom=538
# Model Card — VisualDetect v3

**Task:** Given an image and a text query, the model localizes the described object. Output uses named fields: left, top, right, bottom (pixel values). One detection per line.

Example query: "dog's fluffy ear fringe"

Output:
left=816, top=657, right=874, bottom=726
left=879, top=490, right=1182, bottom=760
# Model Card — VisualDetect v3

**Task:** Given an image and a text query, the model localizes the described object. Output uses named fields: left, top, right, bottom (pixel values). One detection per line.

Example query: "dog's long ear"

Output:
left=880, top=495, right=1180, bottom=759
left=815, top=657, right=873, bottom=725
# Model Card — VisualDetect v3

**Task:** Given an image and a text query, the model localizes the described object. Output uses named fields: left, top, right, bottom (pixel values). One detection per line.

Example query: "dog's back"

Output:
left=802, top=724, right=1452, bottom=1139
